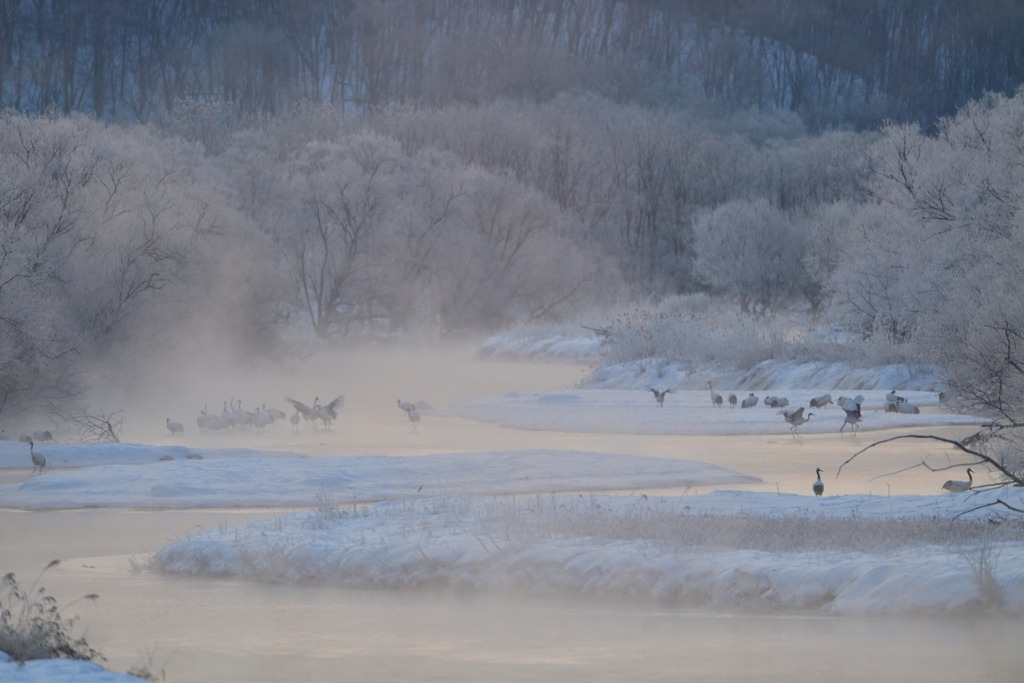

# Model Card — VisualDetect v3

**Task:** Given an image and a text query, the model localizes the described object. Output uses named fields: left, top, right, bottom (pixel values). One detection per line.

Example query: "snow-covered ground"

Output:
left=151, top=487, right=1024, bottom=616
left=478, top=328, right=603, bottom=363
left=0, top=441, right=304, bottom=469
left=585, top=358, right=945, bottom=392
left=0, top=652, right=145, bottom=683
left=0, top=450, right=758, bottom=509
left=437, top=388, right=980, bottom=435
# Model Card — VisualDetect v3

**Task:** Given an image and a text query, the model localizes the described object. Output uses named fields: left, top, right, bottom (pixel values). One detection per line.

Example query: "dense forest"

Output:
left=1, top=1, right=1023, bottom=419
left=1, top=0, right=1022, bottom=130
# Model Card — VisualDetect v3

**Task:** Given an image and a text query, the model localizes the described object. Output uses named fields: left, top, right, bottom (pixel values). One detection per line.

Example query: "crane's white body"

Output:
left=942, top=469, right=973, bottom=493
left=316, top=395, right=345, bottom=428
left=809, top=393, right=832, bottom=409
left=708, top=382, right=722, bottom=407
left=29, top=439, right=45, bottom=474
left=253, top=408, right=274, bottom=430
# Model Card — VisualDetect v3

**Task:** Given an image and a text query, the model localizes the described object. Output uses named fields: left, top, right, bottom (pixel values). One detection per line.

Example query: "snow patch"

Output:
left=0, top=450, right=758, bottom=509
left=0, top=652, right=145, bottom=683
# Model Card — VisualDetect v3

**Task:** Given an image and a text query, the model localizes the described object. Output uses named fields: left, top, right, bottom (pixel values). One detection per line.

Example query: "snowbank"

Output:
left=438, top=389, right=980, bottom=435
left=151, top=488, right=1024, bottom=616
left=0, top=441, right=304, bottom=470
left=585, top=358, right=945, bottom=392
left=0, top=652, right=145, bottom=683
left=0, top=450, right=758, bottom=509
left=478, top=330, right=602, bottom=363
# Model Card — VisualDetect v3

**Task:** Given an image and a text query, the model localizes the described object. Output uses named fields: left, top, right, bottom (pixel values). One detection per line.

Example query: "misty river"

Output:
left=2, top=345, right=1022, bottom=681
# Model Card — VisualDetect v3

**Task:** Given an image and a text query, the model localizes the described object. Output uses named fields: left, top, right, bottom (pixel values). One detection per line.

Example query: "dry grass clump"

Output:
left=0, top=561, right=102, bottom=664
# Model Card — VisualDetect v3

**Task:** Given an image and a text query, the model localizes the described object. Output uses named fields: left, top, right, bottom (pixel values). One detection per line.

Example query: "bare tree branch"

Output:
left=952, top=499, right=1024, bottom=520
left=836, top=434, right=1024, bottom=487
left=52, top=403, right=124, bottom=443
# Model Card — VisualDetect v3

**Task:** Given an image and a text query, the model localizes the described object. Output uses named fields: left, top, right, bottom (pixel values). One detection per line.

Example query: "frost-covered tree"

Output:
left=829, top=89, right=1024, bottom=416
left=276, top=134, right=398, bottom=338
left=693, top=198, right=810, bottom=315
left=0, top=112, right=284, bottom=416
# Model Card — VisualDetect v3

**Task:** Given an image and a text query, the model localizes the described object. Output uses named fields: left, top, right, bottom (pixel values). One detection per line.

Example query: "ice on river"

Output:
left=152, top=487, right=1024, bottom=616
left=0, top=449, right=759, bottom=509
left=436, top=389, right=982, bottom=435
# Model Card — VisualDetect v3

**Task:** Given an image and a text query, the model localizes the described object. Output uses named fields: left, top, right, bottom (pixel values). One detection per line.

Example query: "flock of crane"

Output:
left=176, top=395, right=433, bottom=435
left=647, top=384, right=924, bottom=437
left=692, top=383, right=969, bottom=496
left=7, top=386, right=975, bottom=494
left=186, top=395, right=346, bottom=433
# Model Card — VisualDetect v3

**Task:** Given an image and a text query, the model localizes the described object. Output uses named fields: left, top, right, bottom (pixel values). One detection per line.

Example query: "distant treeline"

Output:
left=1, top=0, right=1021, bottom=130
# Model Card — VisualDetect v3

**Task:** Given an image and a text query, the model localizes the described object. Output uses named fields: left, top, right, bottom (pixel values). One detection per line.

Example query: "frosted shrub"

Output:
left=601, top=305, right=786, bottom=371
left=976, top=429, right=1024, bottom=485
left=309, top=486, right=346, bottom=529
left=0, top=562, right=101, bottom=664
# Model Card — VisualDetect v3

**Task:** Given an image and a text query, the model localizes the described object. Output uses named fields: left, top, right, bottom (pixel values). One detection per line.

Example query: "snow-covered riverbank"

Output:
left=0, top=652, right=146, bottom=683
left=151, top=487, right=1024, bottom=616
left=0, top=449, right=758, bottom=509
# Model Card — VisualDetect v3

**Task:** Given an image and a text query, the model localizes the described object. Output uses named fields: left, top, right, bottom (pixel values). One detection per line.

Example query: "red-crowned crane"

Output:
left=941, top=468, right=974, bottom=493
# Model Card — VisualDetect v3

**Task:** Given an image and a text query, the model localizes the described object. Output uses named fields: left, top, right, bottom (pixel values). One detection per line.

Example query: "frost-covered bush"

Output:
left=0, top=562, right=101, bottom=664
left=601, top=305, right=782, bottom=370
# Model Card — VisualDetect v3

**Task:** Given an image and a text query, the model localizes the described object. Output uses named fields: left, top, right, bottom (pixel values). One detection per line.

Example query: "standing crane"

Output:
left=708, top=382, right=723, bottom=407
left=28, top=439, right=45, bottom=475
left=812, top=468, right=824, bottom=497
left=941, top=468, right=974, bottom=493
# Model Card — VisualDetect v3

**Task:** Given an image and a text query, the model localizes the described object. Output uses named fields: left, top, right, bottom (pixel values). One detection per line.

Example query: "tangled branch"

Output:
left=51, top=403, right=124, bottom=443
